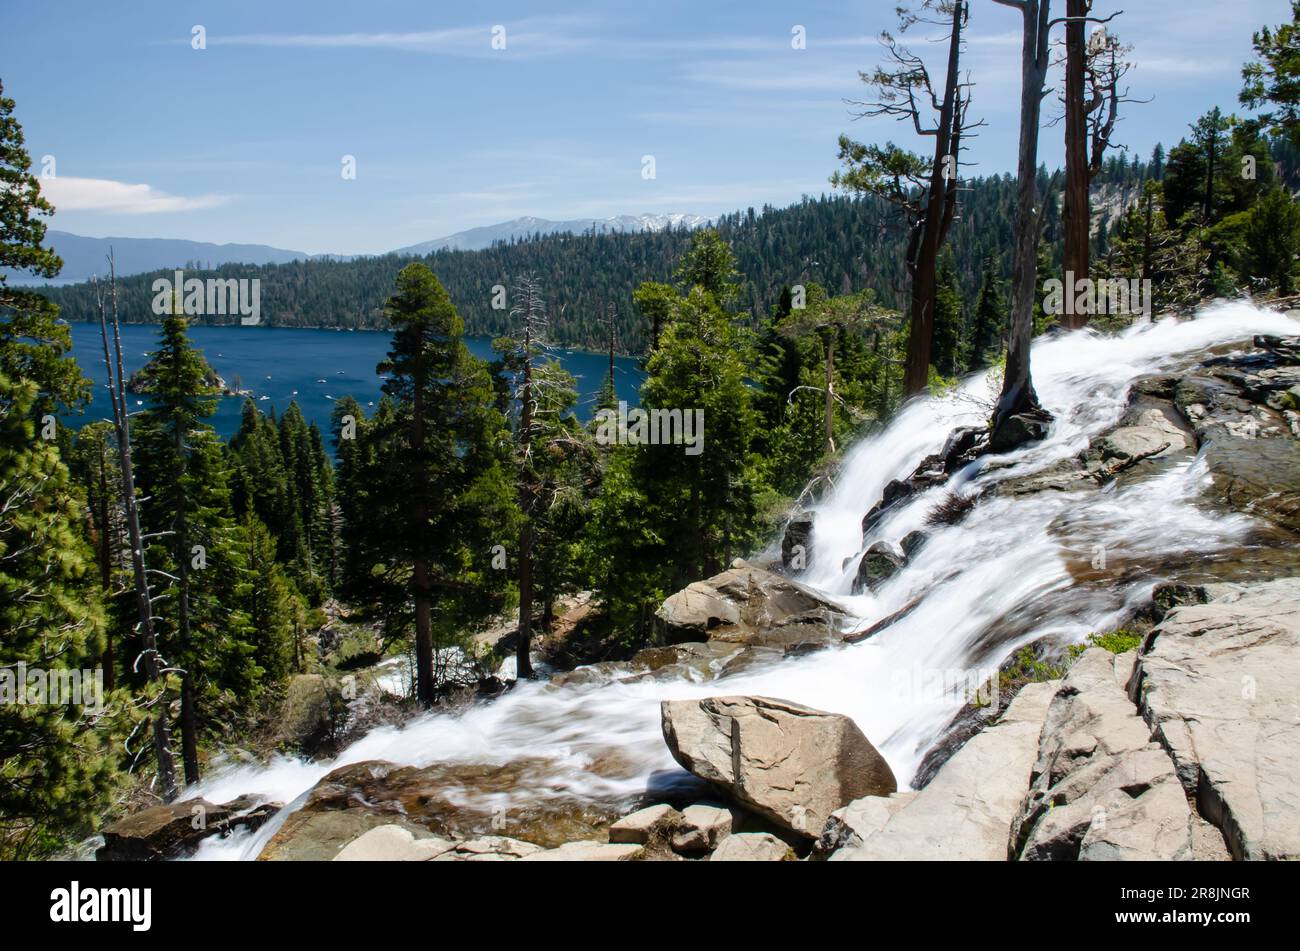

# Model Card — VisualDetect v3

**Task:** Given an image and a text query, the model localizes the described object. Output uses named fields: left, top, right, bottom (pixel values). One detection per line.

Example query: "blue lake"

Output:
left=65, top=323, right=644, bottom=443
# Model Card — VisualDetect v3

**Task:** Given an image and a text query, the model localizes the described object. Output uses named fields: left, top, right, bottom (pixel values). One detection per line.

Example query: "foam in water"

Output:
left=189, top=302, right=1298, bottom=860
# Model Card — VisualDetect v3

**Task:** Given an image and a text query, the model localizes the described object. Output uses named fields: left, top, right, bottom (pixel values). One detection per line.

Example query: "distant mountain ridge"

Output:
left=6, top=215, right=712, bottom=285
left=392, top=214, right=714, bottom=255
left=3, top=231, right=323, bottom=286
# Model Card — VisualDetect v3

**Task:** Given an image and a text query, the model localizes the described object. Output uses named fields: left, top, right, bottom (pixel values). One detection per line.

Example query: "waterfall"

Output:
left=189, top=301, right=1300, bottom=860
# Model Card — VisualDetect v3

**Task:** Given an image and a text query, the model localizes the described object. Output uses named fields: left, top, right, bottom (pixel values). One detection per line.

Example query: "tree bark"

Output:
left=823, top=325, right=837, bottom=455
left=994, top=0, right=1054, bottom=430
left=98, top=270, right=178, bottom=801
left=173, top=369, right=200, bottom=786
left=97, top=444, right=115, bottom=692
left=516, top=320, right=535, bottom=680
left=412, top=365, right=434, bottom=706
left=1061, top=0, right=1091, bottom=329
left=903, top=0, right=967, bottom=396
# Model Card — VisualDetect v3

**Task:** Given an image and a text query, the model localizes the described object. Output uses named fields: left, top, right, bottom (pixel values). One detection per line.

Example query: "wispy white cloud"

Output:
left=41, top=176, right=229, bottom=214
left=207, top=17, right=597, bottom=57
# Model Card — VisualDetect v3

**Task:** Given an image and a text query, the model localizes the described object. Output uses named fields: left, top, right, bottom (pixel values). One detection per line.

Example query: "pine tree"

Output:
left=370, top=263, right=516, bottom=704
left=932, top=251, right=964, bottom=377
left=133, top=311, right=246, bottom=785
left=0, top=80, right=87, bottom=416
left=968, top=256, right=1006, bottom=369
left=0, top=372, right=127, bottom=858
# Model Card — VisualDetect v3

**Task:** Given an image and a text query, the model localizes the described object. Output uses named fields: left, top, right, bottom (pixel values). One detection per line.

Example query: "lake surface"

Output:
left=65, top=323, right=644, bottom=442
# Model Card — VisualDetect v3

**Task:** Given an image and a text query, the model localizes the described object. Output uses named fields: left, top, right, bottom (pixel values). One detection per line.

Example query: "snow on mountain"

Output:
left=392, top=214, right=713, bottom=255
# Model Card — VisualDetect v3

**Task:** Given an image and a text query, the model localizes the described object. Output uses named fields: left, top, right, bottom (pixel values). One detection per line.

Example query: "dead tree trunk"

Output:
left=992, top=0, right=1055, bottom=444
left=903, top=0, right=968, bottom=396
left=95, top=261, right=178, bottom=801
left=1062, top=0, right=1090, bottom=329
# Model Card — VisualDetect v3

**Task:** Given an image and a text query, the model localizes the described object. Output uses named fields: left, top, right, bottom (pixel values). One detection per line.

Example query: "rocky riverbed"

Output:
left=95, top=329, right=1300, bottom=862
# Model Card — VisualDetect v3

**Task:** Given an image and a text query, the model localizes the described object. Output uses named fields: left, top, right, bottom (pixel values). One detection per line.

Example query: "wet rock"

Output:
left=900, top=530, right=929, bottom=559
left=1174, top=374, right=1300, bottom=532
left=988, top=411, right=1051, bottom=454
left=861, top=476, right=932, bottom=535
left=781, top=518, right=814, bottom=572
left=995, top=457, right=1095, bottom=496
left=939, top=425, right=989, bottom=472
left=661, top=695, right=896, bottom=839
left=852, top=542, right=905, bottom=594
left=709, top=832, right=795, bottom=861
left=833, top=681, right=1058, bottom=861
left=655, top=560, right=848, bottom=651
left=628, top=641, right=744, bottom=681
left=1135, top=578, right=1300, bottom=860
left=97, top=798, right=231, bottom=861
left=257, top=759, right=620, bottom=860
left=1011, top=649, right=1193, bottom=861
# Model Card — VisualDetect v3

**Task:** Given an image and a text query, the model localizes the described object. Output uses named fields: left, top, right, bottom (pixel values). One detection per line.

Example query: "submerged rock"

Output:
left=258, top=758, right=620, bottom=860
left=851, top=541, right=905, bottom=594
left=1174, top=371, right=1300, bottom=532
left=661, top=695, right=896, bottom=839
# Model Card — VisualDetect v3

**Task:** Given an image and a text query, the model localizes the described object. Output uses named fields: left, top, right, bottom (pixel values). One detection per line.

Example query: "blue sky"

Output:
left=1, top=0, right=1291, bottom=255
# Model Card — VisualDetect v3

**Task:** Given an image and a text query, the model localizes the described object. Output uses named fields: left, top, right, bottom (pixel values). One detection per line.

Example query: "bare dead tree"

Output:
left=93, top=254, right=178, bottom=801
left=832, top=0, right=983, bottom=397
left=991, top=0, right=1055, bottom=446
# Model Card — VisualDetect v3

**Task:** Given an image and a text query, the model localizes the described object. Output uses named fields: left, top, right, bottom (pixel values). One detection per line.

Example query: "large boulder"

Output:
left=97, top=796, right=279, bottom=861
left=1134, top=578, right=1300, bottom=860
left=97, top=798, right=229, bottom=861
left=833, top=680, right=1059, bottom=861
left=257, top=759, right=619, bottom=860
left=1011, top=649, right=1194, bottom=861
left=655, top=560, right=848, bottom=651
left=661, top=695, right=896, bottom=839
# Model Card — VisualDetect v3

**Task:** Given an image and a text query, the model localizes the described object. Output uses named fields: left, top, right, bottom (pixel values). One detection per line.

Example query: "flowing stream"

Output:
left=189, top=302, right=1300, bottom=860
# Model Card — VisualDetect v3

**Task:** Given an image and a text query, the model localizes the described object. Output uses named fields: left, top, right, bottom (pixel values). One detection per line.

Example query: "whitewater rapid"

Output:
left=190, top=302, right=1300, bottom=860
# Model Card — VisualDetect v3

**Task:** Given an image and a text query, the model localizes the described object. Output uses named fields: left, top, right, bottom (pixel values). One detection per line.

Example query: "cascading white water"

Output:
left=190, top=302, right=1299, bottom=860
